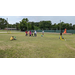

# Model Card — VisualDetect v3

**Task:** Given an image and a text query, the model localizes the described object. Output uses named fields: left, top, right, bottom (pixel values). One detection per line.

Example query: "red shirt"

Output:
left=25, top=31, right=27, bottom=34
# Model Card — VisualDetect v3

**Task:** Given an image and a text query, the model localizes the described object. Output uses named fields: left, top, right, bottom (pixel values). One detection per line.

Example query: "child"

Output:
left=14, top=36, right=16, bottom=40
left=25, top=31, right=28, bottom=36
left=42, top=30, right=44, bottom=35
left=10, top=36, right=14, bottom=41
left=33, top=32, right=34, bottom=37
left=28, top=31, right=29, bottom=36
left=34, top=30, right=37, bottom=37
left=59, top=32, right=64, bottom=40
left=31, top=32, right=33, bottom=36
left=29, top=31, right=31, bottom=36
left=10, top=36, right=16, bottom=41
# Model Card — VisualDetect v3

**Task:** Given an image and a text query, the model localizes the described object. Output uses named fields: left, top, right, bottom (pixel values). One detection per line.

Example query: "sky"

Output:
left=0, top=16, right=75, bottom=25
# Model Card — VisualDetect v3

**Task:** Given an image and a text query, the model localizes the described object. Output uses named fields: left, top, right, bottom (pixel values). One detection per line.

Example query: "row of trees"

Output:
left=0, top=18, right=75, bottom=31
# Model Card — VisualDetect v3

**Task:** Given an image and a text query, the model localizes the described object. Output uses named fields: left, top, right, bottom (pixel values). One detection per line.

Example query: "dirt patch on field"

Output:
left=0, top=41, right=4, bottom=42
left=65, top=44, right=75, bottom=50
left=0, top=45, right=12, bottom=50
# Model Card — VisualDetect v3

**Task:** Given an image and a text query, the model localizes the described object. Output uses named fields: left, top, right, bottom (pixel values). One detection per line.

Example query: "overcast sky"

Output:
left=1, top=16, right=75, bottom=25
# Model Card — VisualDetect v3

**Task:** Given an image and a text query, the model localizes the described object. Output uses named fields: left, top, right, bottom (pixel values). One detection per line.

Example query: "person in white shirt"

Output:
left=34, top=30, right=37, bottom=37
left=42, top=30, right=44, bottom=35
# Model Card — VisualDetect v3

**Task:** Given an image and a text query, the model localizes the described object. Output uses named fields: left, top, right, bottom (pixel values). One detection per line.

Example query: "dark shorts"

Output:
left=26, top=34, right=28, bottom=36
left=32, top=34, right=33, bottom=36
left=34, top=33, right=37, bottom=36
left=42, top=33, right=44, bottom=35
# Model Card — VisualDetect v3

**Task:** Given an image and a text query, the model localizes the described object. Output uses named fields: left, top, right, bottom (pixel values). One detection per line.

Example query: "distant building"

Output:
left=5, top=28, right=16, bottom=30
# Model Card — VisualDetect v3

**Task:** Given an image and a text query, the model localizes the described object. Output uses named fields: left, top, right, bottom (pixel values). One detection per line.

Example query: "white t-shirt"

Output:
left=42, top=31, right=44, bottom=33
left=34, top=31, right=37, bottom=34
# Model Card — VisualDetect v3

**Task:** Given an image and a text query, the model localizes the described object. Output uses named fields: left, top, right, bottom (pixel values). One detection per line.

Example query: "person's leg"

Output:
left=26, top=34, right=27, bottom=36
left=62, top=36, right=64, bottom=39
left=34, top=33, right=35, bottom=36
left=43, top=33, right=44, bottom=35
left=14, top=38, right=16, bottom=40
left=35, top=34, right=37, bottom=36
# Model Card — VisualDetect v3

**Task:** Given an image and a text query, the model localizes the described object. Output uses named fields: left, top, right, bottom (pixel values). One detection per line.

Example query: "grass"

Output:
left=0, top=31, right=75, bottom=58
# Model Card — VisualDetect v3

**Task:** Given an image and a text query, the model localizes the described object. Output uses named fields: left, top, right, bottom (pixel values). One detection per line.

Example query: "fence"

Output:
left=31, top=30, right=75, bottom=34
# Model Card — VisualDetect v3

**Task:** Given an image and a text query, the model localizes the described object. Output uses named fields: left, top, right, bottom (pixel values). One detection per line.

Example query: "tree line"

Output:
left=0, top=18, right=75, bottom=31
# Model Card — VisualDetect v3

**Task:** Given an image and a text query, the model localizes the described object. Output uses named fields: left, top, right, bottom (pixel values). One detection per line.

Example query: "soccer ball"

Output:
left=41, top=35, right=43, bottom=37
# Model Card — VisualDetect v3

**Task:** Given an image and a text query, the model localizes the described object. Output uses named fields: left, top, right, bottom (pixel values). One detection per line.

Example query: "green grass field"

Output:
left=0, top=31, right=75, bottom=58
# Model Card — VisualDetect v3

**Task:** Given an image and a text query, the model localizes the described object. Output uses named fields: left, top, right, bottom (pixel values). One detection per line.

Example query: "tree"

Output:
left=73, top=24, right=75, bottom=30
left=52, top=23, right=57, bottom=30
left=39, top=21, right=52, bottom=30
left=64, top=23, right=70, bottom=30
left=39, top=21, right=44, bottom=30
left=12, top=24, right=16, bottom=28
left=26, top=18, right=28, bottom=23
left=15, top=23, right=20, bottom=30
left=45, top=21, right=52, bottom=30
left=34, top=22, right=39, bottom=27
left=61, top=22, right=66, bottom=30
left=8, top=24, right=12, bottom=28
left=69, top=23, right=73, bottom=29
left=27, top=22, right=31, bottom=30
left=0, top=18, right=8, bottom=29
left=31, top=22, right=35, bottom=30
left=57, top=22, right=66, bottom=30
left=34, top=26, right=39, bottom=30
left=19, top=18, right=29, bottom=31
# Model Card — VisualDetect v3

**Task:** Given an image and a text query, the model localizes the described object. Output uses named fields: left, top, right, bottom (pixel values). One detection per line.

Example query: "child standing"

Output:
left=31, top=32, right=33, bottom=36
left=25, top=31, right=28, bottom=36
left=34, top=30, right=37, bottom=37
left=42, top=30, right=44, bottom=35
left=29, top=31, right=31, bottom=36
left=59, top=32, right=64, bottom=39
left=28, top=31, right=29, bottom=36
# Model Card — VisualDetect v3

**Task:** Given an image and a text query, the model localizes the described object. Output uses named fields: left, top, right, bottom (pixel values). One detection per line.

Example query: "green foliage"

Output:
left=0, top=18, right=8, bottom=29
left=51, top=23, right=57, bottom=30
left=30, top=22, right=34, bottom=30
left=8, top=24, right=12, bottom=28
left=19, top=18, right=28, bottom=31
left=15, top=23, right=20, bottom=30
left=27, top=22, right=31, bottom=30
left=34, top=26, right=40, bottom=30
left=1, top=17, right=75, bottom=30
left=73, top=25, right=75, bottom=30
left=39, top=21, right=52, bottom=30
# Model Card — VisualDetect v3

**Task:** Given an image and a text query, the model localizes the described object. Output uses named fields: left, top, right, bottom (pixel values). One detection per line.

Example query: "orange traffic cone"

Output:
left=63, top=29, right=67, bottom=34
